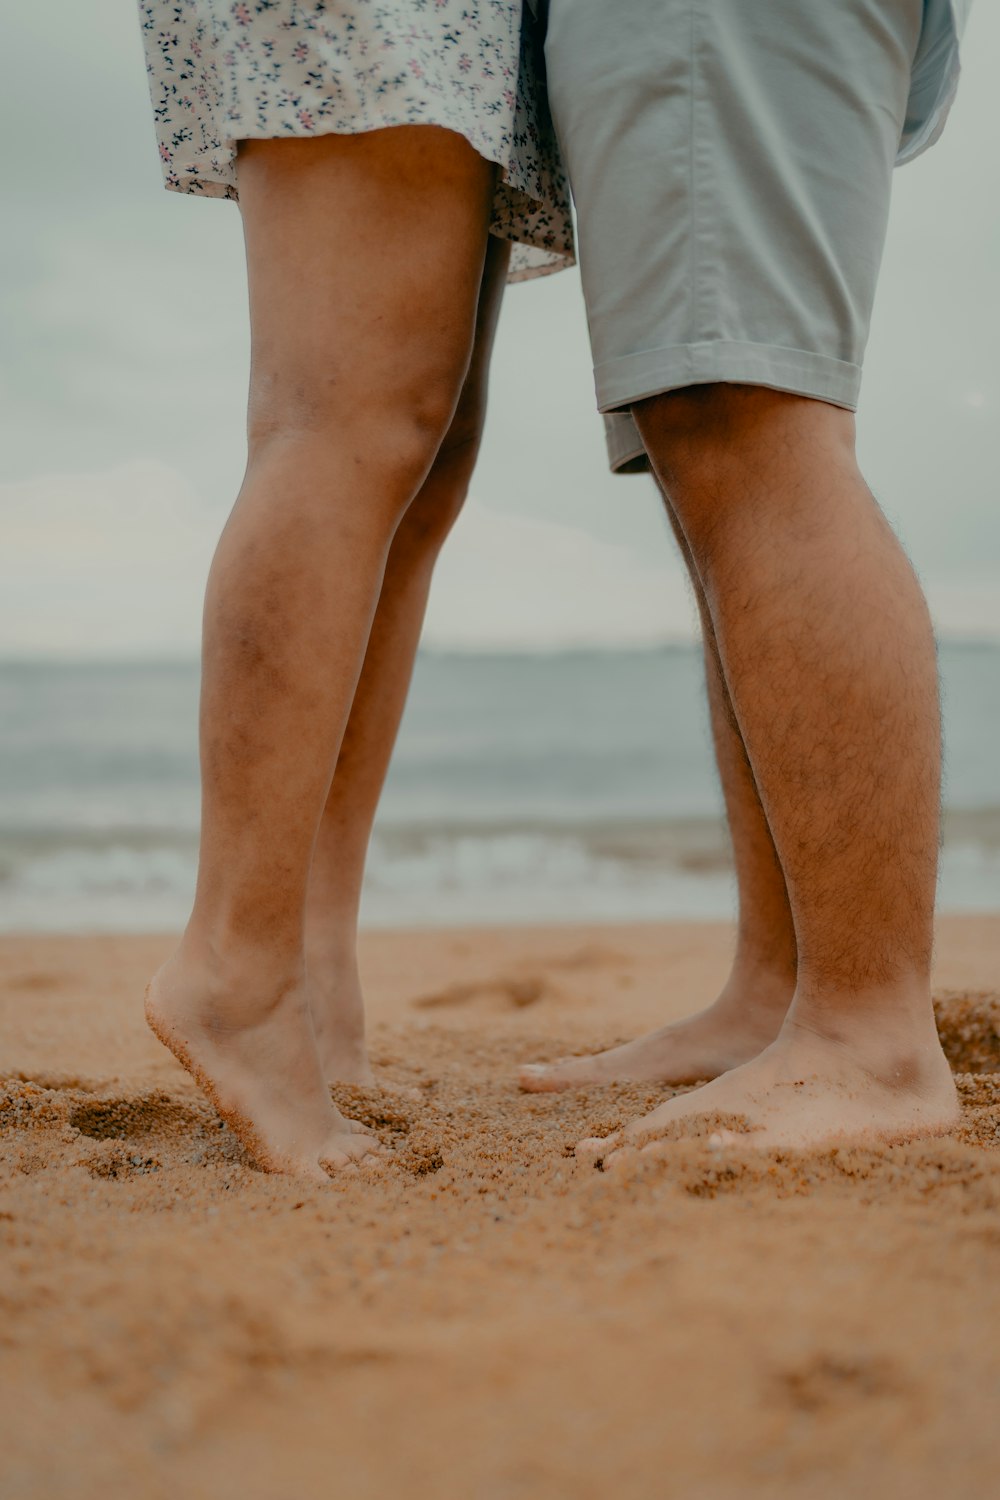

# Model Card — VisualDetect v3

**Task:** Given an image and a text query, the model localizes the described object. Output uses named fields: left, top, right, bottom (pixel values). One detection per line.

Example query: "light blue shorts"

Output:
left=543, top=0, right=931, bottom=472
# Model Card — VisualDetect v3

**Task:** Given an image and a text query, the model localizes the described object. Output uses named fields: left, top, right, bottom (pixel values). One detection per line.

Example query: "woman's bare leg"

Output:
left=145, top=128, right=495, bottom=1179
left=303, top=237, right=511, bottom=1084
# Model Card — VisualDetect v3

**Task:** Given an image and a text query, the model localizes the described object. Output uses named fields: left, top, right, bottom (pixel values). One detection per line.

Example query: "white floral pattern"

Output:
left=137, top=0, right=574, bottom=280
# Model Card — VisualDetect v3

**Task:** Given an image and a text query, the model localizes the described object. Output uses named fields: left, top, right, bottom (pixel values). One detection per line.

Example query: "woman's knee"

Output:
left=245, top=359, right=467, bottom=524
left=391, top=396, right=486, bottom=562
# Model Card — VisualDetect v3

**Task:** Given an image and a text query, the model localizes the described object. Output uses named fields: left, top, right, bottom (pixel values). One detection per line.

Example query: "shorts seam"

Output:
left=687, top=0, right=699, bottom=350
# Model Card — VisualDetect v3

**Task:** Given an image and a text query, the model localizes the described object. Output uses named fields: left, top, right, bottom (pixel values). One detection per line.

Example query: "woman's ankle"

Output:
left=174, top=924, right=306, bottom=997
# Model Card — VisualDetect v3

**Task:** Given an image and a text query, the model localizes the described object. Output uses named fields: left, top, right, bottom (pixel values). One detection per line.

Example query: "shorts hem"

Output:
left=594, top=341, right=863, bottom=415
left=603, top=414, right=649, bottom=475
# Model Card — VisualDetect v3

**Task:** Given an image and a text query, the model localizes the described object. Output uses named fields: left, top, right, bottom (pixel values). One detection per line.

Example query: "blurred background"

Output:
left=1, top=3, right=997, bottom=931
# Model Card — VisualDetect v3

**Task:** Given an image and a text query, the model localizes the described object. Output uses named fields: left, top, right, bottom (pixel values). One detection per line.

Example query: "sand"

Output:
left=1, top=914, right=999, bottom=1499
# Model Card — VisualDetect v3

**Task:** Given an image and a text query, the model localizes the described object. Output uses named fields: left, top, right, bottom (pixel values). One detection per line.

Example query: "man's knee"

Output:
left=634, top=382, right=851, bottom=476
left=634, top=383, right=857, bottom=552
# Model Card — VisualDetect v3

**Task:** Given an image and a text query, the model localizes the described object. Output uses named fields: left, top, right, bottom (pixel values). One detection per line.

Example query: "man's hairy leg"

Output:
left=520, top=486, right=796, bottom=1091
left=579, top=385, right=957, bottom=1162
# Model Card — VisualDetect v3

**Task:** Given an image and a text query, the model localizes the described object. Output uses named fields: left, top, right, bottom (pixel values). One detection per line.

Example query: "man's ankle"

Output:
left=783, top=977, right=946, bottom=1074
left=716, top=954, right=796, bottom=1025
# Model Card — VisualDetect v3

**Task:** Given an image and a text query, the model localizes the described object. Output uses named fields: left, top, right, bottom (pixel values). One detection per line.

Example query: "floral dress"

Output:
left=137, top=1, right=574, bottom=280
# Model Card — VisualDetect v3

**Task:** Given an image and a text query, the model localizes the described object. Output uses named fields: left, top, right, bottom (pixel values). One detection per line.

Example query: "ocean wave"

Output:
left=2, top=812, right=1000, bottom=931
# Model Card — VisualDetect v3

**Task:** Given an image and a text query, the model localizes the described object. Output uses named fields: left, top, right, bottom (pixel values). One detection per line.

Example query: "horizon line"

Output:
left=1, top=631, right=999, bottom=667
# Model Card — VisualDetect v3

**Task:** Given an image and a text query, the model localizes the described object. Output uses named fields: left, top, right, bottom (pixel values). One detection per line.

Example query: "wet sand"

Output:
left=2, top=915, right=999, bottom=1499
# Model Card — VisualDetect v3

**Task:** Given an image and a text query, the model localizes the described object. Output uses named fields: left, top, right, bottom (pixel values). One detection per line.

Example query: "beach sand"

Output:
left=2, top=914, right=999, bottom=1499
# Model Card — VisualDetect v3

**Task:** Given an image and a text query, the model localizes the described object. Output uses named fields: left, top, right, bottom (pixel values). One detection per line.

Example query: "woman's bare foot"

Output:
left=145, top=943, right=382, bottom=1180
left=305, top=944, right=376, bottom=1087
left=577, top=1000, right=960, bottom=1167
left=519, top=969, right=793, bottom=1092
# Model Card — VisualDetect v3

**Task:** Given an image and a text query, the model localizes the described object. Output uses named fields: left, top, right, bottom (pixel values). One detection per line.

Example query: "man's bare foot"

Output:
left=145, top=944, right=382, bottom=1180
left=576, top=1005, right=960, bottom=1166
left=305, top=946, right=375, bottom=1087
left=519, top=971, right=793, bottom=1092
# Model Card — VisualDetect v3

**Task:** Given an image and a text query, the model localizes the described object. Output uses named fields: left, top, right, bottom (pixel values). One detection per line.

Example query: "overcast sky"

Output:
left=1, top=2, right=997, bottom=656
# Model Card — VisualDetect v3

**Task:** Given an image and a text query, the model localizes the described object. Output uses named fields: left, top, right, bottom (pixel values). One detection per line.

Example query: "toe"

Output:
left=343, top=1133, right=388, bottom=1164
left=319, top=1147, right=368, bottom=1174
left=518, top=1062, right=561, bottom=1093
left=603, top=1143, right=641, bottom=1172
left=319, top=1132, right=386, bottom=1174
left=298, top=1158, right=335, bottom=1183
left=519, top=1058, right=591, bottom=1094
left=346, top=1134, right=389, bottom=1170
left=575, top=1131, right=620, bottom=1167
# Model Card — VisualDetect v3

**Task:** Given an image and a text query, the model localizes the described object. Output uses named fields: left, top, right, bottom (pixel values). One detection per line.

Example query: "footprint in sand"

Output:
left=412, top=975, right=550, bottom=1010
left=68, top=1092, right=209, bottom=1142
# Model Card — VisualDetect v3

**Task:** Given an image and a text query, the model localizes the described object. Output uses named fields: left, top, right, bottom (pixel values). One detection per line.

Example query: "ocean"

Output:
left=1, top=644, right=998, bottom=931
